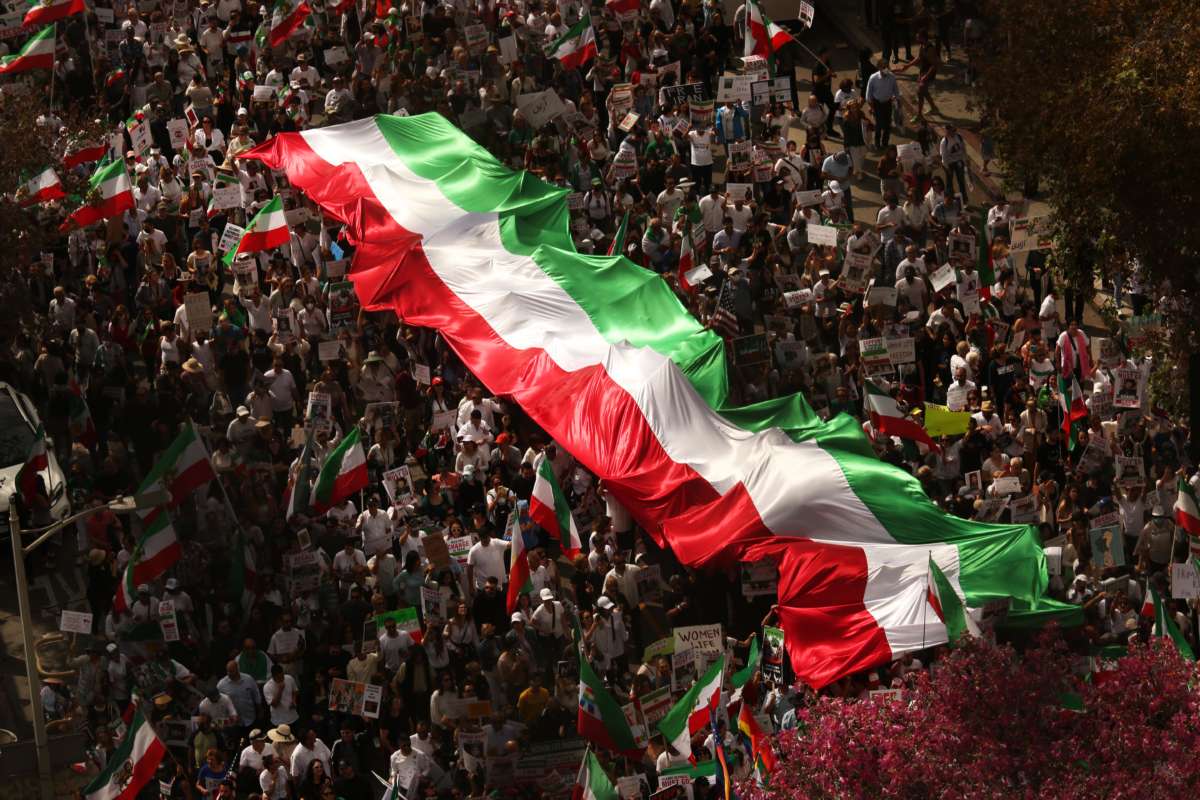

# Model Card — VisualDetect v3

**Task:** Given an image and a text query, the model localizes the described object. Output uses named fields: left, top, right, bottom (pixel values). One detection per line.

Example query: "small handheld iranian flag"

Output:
left=865, top=379, right=940, bottom=453
left=24, top=0, right=84, bottom=27
left=19, top=167, right=65, bottom=207
left=222, top=196, right=290, bottom=264
left=61, top=158, right=134, bottom=230
left=112, top=503, right=182, bottom=614
left=138, top=421, right=215, bottom=510
left=577, top=653, right=641, bottom=756
left=16, top=425, right=48, bottom=507
left=572, top=749, right=618, bottom=800
left=0, top=26, right=54, bottom=75
left=657, top=653, right=724, bottom=761
left=676, top=225, right=696, bottom=292
left=1174, top=476, right=1200, bottom=538
left=927, top=554, right=979, bottom=643
left=1058, top=374, right=1087, bottom=451
left=545, top=12, right=597, bottom=69
left=65, top=142, right=110, bottom=170
left=1149, top=584, right=1195, bottom=660
left=530, top=458, right=582, bottom=556
left=506, top=502, right=533, bottom=613
left=606, top=210, right=628, bottom=257
left=82, top=707, right=166, bottom=800
left=744, top=0, right=794, bottom=61
left=310, top=426, right=368, bottom=512
left=268, top=0, right=312, bottom=47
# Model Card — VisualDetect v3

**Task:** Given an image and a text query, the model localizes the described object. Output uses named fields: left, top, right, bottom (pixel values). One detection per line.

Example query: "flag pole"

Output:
left=49, top=24, right=57, bottom=111
left=921, top=550, right=930, bottom=650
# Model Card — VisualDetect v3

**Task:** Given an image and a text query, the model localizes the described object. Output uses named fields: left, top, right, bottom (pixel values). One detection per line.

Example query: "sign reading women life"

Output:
left=672, top=624, right=723, bottom=663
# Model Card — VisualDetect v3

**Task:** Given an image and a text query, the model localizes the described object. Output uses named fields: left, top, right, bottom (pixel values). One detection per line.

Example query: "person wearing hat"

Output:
left=529, top=588, right=568, bottom=673
left=130, top=583, right=158, bottom=624
left=226, top=405, right=257, bottom=455
left=237, top=728, right=275, bottom=781
left=588, top=595, right=627, bottom=677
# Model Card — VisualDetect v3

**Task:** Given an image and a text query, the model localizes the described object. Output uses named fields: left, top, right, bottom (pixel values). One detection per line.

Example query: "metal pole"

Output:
left=10, top=505, right=55, bottom=800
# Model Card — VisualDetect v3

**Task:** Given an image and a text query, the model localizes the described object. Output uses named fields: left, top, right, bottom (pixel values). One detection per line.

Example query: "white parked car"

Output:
left=0, top=382, right=70, bottom=533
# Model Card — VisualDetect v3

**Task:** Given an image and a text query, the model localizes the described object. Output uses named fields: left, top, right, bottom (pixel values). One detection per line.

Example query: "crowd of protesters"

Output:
left=3, top=0, right=1199, bottom=797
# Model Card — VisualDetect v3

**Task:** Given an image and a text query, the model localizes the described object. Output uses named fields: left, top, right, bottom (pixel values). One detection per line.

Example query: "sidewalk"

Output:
left=816, top=0, right=1004, bottom=205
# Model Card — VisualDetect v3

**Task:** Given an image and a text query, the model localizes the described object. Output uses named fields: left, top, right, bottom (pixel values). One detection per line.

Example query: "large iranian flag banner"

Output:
left=83, top=708, right=166, bottom=799
left=243, top=114, right=1047, bottom=688
left=311, top=426, right=368, bottom=512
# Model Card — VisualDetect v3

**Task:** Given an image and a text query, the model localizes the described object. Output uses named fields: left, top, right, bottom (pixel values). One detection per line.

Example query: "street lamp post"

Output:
left=8, top=488, right=170, bottom=800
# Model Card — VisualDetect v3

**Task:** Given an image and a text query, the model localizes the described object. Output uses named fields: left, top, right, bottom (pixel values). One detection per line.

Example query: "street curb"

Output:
left=815, top=0, right=1002, bottom=204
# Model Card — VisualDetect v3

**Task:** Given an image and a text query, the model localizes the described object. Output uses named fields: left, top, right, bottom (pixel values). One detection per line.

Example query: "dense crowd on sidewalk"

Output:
left=3, top=0, right=1198, bottom=797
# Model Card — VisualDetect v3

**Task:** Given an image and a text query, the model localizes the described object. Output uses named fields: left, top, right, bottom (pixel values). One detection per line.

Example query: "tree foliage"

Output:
left=974, top=0, right=1200, bottom=348
left=739, top=636, right=1200, bottom=799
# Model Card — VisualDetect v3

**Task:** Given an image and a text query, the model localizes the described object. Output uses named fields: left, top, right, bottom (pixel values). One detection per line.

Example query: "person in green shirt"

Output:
left=235, top=637, right=274, bottom=683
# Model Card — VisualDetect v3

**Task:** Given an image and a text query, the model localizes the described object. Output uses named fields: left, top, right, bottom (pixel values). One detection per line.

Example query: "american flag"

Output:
left=709, top=278, right=740, bottom=338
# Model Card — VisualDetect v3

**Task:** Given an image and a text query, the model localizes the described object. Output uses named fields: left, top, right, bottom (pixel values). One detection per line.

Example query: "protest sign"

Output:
left=643, top=637, right=674, bottom=663
left=715, top=74, right=752, bottom=103
left=727, top=140, right=751, bottom=172
left=867, top=285, right=898, bottom=307
left=639, top=685, right=673, bottom=726
left=1088, top=524, right=1125, bottom=569
left=421, top=584, right=446, bottom=624
left=683, top=263, right=712, bottom=287
left=671, top=648, right=696, bottom=693
left=948, top=232, right=977, bottom=263
left=930, top=263, right=957, bottom=293
left=447, top=535, right=473, bottom=566
left=383, top=465, right=415, bottom=507
left=897, top=142, right=923, bottom=170
left=841, top=252, right=872, bottom=293
left=1009, top=494, right=1038, bottom=523
left=618, top=112, right=640, bottom=132
left=515, top=90, right=566, bottom=129
left=945, top=385, right=969, bottom=412
left=783, top=288, right=813, bottom=309
left=1114, top=455, right=1144, bottom=489
left=1171, top=562, right=1200, bottom=600
left=673, top=624, right=723, bottom=657
left=662, top=83, right=706, bottom=107
left=794, top=189, right=823, bottom=207
left=423, top=532, right=450, bottom=569
left=464, top=23, right=488, bottom=54
left=158, top=600, right=180, bottom=642
left=975, top=498, right=1008, bottom=522
left=361, top=683, right=383, bottom=718
left=412, top=363, right=431, bottom=385
left=725, top=183, right=753, bottom=203
left=317, top=340, right=346, bottom=362
left=739, top=560, right=778, bottom=597
left=217, top=222, right=245, bottom=254
left=993, top=476, right=1022, bottom=496
left=886, top=336, right=916, bottom=365
left=497, top=34, right=519, bottom=64
left=806, top=223, right=839, bottom=246
left=330, top=678, right=366, bottom=715
left=622, top=703, right=649, bottom=748
left=1114, top=367, right=1141, bottom=408
left=60, top=610, right=93, bottom=634
left=732, top=333, right=770, bottom=365
left=286, top=550, right=323, bottom=592
left=305, top=391, right=332, bottom=433
left=688, top=99, right=714, bottom=127
left=859, top=337, right=891, bottom=372
left=761, top=626, right=785, bottom=680
left=1044, top=546, right=1063, bottom=577
left=432, top=409, right=458, bottom=433
left=798, top=0, right=815, bottom=27
left=184, top=292, right=212, bottom=334
left=324, top=45, right=349, bottom=65
left=328, top=281, right=357, bottom=332
left=166, top=118, right=189, bottom=149
left=1009, top=214, right=1053, bottom=252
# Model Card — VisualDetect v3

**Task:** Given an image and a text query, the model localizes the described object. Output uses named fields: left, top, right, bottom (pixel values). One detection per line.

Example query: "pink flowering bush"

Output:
left=738, top=635, right=1200, bottom=800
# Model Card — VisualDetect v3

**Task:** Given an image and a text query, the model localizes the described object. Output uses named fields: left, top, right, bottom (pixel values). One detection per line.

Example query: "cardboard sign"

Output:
left=1044, top=546, right=1063, bottom=577
left=217, top=222, right=245, bottom=254
left=860, top=337, right=891, bottom=372
left=423, top=532, right=451, bottom=569
left=886, top=336, right=916, bottom=365
left=683, top=263, right=712, bottom=287
left=1172, top=562, right=1200, bottom=599
left=673, top=624, right=723, bottom=656
left=383, top=466, right=415, bottom=508
left=317, top=340, right=346, bottom=362
left=1009, top=494, right=1038, bottom=523
left=516, top=90, right=567, bottom=129
left=930, top=263, right=957, bottom=293
left=715, top=74, right=752, bottom=103
left=1088, top=524, right=1125, bottom=569
left=183, top=292, right=212, bottom=334
left=740, top=560, right=778, bottom=597
left=806, top=223, right=839, bottom=247
left=59, top=610, right=93, bottom=634
left=1115, top=455, right=1144, bottom=489
left=166, top=118, right=189, bottom=150
left=210, top=182, right=243, bottom=211
left=158, top=600, right=180, bottom=642
left=732, top=333, right=770, bottom=365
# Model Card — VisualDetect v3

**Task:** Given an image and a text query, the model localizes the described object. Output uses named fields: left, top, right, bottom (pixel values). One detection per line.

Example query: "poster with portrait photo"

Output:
left=1114, top=367, right=1141, bottom=408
